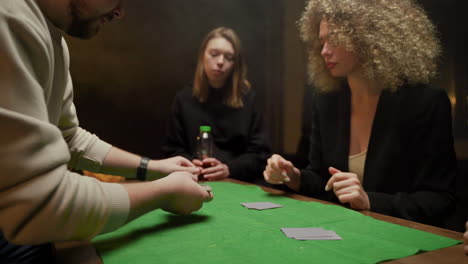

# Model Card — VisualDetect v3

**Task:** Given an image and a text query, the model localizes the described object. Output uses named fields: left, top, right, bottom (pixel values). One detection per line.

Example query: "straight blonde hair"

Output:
left=193, top=27, right=251, bottom=108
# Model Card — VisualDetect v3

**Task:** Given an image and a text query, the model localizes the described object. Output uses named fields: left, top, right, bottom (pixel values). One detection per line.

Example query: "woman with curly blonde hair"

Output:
left=264, top=0, right=456, bottom=226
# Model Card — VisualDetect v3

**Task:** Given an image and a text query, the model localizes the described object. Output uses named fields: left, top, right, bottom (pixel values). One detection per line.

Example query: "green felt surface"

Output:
left=93, top=182, right=460, bottom=264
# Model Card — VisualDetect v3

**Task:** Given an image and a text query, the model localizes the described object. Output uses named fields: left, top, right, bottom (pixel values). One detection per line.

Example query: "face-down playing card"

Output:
left=240, top=202, right=284, bottom=210
left=280, top=227, right=342, bottom=240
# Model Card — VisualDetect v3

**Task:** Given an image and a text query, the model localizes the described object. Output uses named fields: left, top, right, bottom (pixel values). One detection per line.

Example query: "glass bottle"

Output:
left=196, top=125, right=213, bottom=160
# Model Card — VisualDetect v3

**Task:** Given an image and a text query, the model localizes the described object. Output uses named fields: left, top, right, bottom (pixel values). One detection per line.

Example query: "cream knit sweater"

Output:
left=0, top=0, right=130, bottom=244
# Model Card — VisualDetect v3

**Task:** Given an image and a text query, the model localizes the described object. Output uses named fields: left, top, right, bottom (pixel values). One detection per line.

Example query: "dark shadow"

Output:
left=375, top=250, right=428, bottom=263
left=265, top=192, right=288, bottom=198
left=93, top=214, right=210, bottom=254
left=281, top=84, right=316, bottom=170
left=444, top=160, right=468, bottom=232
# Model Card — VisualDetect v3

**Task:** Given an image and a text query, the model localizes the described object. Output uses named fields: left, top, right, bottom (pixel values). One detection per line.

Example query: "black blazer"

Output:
left=299, top=83, right=456, bottom=226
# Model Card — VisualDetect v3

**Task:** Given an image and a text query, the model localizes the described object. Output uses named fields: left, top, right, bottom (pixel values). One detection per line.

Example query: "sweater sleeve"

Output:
left=161, top=92, right=194, bottom=160
left=226, top=93, right=271, bottom=182
left=367, top=90, right=456, bottom=226
left=56, top=63, right=113, bottom=173
left=0, top=1, right=129, bottom=244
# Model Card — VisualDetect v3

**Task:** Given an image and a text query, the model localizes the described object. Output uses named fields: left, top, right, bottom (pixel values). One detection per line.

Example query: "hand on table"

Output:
left=263, top=154, right=300, bottom=191
left=325, top=167, right=370, bottom=210
left=157, top=171, right=213, bottom=215
left=150, top=156, right=200, bottom=179
left=192, top=158, right=230, bottom=181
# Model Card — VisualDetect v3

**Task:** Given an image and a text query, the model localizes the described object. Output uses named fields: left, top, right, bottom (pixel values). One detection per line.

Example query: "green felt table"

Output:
left=91, top=181, right=461, bottom=264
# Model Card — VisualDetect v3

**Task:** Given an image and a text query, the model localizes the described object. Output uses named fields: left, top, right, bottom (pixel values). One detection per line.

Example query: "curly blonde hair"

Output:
left=298, top=0, right=441, bottom=92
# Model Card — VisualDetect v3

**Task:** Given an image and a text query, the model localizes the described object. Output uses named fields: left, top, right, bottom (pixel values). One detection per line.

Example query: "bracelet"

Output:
left=136, top=156, right=150, bottom=181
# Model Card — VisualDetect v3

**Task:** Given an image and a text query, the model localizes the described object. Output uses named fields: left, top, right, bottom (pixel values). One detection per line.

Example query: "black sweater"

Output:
left=162, top=86, right=271, bottom=182
left=300, top=84, right=457, bottom=226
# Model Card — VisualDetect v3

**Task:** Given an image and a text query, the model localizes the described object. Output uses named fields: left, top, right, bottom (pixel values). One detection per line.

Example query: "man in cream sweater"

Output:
left=0, top=0, right=214, bottom=262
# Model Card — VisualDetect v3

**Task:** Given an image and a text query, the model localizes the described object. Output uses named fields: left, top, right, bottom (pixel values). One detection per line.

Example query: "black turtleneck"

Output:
left=162, top=85, right=271, bottom=182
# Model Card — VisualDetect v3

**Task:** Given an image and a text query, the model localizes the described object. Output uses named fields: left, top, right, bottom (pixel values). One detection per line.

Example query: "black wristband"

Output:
left=136, top=156, right=150, bottom=181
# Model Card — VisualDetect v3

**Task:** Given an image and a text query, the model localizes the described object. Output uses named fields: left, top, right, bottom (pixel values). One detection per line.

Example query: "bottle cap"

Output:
left=200, top=126, right=211, bottom=132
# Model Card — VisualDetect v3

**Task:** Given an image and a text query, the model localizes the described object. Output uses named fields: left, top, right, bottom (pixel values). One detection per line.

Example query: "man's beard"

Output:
left=67, top=20, right=100, bottom=39
left=66, top=2, right=100, bottom=39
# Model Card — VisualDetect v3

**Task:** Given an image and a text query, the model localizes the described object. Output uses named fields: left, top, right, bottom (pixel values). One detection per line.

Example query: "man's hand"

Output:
left=123, top=171, right=213, bottom=221
left=156, top=171, right=214, bottom=215
left=325, top=167, right=370, bottom=210
left=192, top=159, right=204, bottom=171
left=149, top=156, right=200, bottom=179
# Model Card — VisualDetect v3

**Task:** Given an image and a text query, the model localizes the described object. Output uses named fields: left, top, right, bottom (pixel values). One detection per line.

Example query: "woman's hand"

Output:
left=263, top=154, right=301, bottom=191
left=325, top=167, right=370, bottom=210
left=198, top=157, right=230, bottom=181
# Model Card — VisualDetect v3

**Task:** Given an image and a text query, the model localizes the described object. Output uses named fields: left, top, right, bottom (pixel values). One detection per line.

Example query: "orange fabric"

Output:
left=83, top=171, right=125, bottom=183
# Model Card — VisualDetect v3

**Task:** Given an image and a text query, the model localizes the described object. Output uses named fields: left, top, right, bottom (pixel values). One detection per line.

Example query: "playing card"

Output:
left=240, top=202, right=284, bottom=210
left=280, top=227, right=342, bottom=240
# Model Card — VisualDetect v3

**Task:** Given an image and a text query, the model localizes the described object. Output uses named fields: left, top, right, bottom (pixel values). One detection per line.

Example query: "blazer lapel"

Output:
left=363, top=89, right=400, bottom=190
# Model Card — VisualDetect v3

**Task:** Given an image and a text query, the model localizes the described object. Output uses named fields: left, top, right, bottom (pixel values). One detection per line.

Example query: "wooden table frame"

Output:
left=55, top=179, right=466, bottom=264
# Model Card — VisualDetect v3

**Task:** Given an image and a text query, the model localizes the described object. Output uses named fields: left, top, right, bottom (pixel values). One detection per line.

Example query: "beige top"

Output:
left=348, top=150, right=367, bottom=183
left=0, top=0, right=129, bottom=244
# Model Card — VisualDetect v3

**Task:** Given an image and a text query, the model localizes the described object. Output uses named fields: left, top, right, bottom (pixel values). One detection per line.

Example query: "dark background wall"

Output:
left=67, top=0, right=467, bottom=230
left=66, top=0, right=468, bottom=158
left=417, top=0, right=468, bottom=232
left=421, top=0, right=468, bottom=159
left=67, top=0, right=284, bottom=158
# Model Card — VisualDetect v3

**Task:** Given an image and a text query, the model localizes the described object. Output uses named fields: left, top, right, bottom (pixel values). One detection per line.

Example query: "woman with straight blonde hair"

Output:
left=163, top=27, right=271, bottom=182
left=264, top=0, right=456, bottom=226
left=193, top=27, right=251, bottom=108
